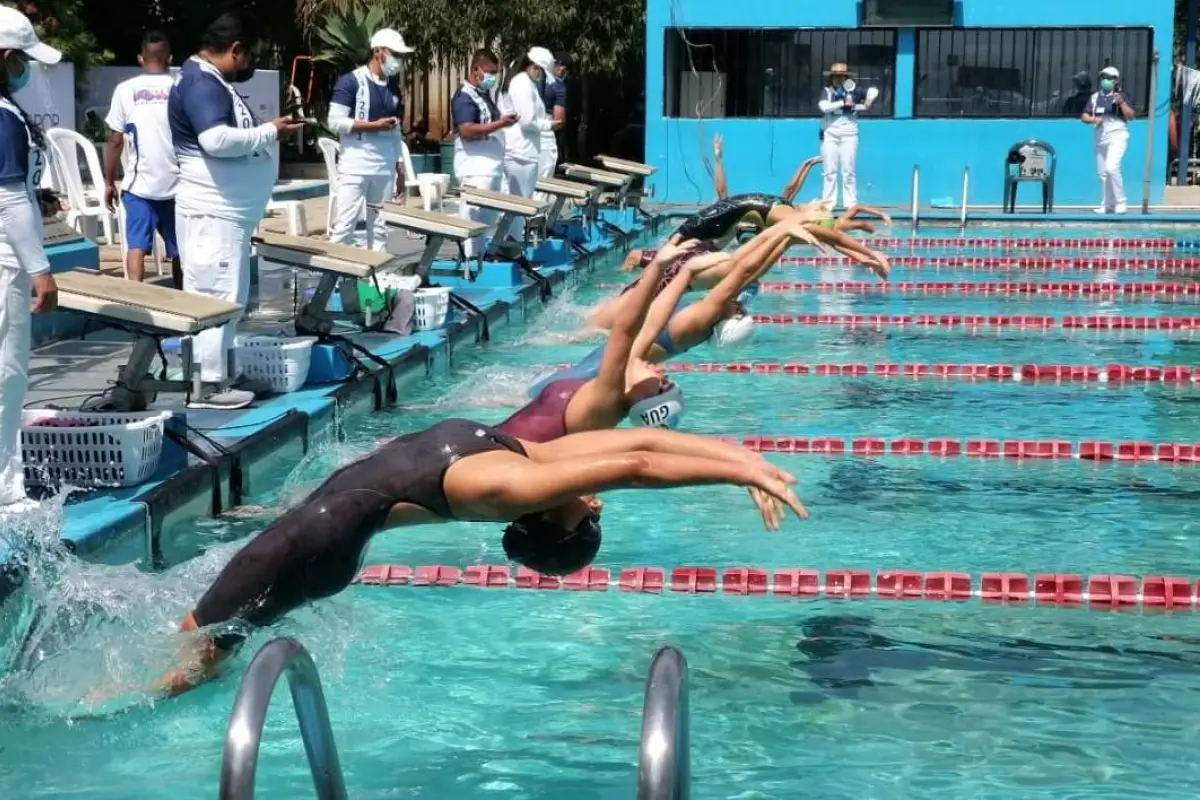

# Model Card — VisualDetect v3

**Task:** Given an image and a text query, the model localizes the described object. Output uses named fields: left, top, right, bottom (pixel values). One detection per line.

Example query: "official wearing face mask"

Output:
left=168, top=12, right=303, bottom=410
left=817, top=62, right=877, bottom=210
left=532, top=49, right=565, bottom=185
left=1081, top=65, right=1135, bottom=215
left=0, top=7, right=60, bottom=515
left=451, top=48, right=517, bottom=259
left=498, top=47, right=554, bottom=243
left=327, top=28, right=412, bottom=250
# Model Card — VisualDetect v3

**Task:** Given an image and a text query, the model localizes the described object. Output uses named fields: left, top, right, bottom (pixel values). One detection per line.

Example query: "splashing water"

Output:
left=514, top=284, right=607, bottom=346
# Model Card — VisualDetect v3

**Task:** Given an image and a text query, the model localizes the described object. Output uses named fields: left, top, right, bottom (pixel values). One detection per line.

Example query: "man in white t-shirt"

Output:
left=103, top=31, right=180, bottom=286
left=326, top=28, right=412, bottom=250
left=168, top=12, right=302, bottom=410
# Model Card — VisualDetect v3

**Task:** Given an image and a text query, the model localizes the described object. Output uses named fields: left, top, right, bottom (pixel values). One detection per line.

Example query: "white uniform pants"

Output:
left=329, top=173, right=391, bottom=251
left=821, top=129, right=858, bottom=209
left=177, top=214, right=252, bottom=382
left=457, top=171, right=503, bottom=259
left=0, top=267, right=31, bottom=505
left=1095, top=134, right=1128, bottom=210
left=535, top=139, right=558, bottom=202
left=503, top=157, right=540, bottom=241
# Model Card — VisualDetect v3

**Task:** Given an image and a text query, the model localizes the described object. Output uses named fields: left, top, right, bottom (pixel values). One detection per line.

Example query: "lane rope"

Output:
left=547, top=361, right=1200, bottom=383
left=859, top=236, right=1177, bottom=249
left=353, top=564, right=1200, bottom=610
left=725, top=435, right=1200, bottom=462
left=777, top=255, right=1200, bottom=271
left=755, top=280, right=1200, bottom=301
left=749, top=313, right=1200, bottom=330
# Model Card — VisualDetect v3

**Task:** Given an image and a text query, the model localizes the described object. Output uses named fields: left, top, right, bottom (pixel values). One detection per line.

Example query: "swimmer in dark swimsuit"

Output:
left=499, top=240, right=704, bottom=439
left=152, top=421, right=807, bottom=696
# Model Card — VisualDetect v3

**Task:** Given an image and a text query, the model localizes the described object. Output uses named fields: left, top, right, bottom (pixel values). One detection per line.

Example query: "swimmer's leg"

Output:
left=149, top=612, right=235, bottom=698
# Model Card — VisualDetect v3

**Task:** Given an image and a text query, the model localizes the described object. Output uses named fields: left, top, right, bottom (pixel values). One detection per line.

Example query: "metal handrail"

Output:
left=219, top=637, right=348, bottom=800
left=959, top=166, right=970, bottom=229
left=636, top=645, right=690, bottom=800
left=910, top=165, right=920, bottom=232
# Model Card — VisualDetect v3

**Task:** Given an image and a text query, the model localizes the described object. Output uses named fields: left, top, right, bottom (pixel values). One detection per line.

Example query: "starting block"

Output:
left=375, top=203, right=485, bottom=282
left=595, top=154, right=655, bottom=178
left=535, top=176, right=598, bottom=231
left=561, top=163, right=633, bottom=207
left=54, top=270, right=243, bottom=411
left=252, top=232, right=400, bottom=337
left=457, top=187, right=546, bottom=258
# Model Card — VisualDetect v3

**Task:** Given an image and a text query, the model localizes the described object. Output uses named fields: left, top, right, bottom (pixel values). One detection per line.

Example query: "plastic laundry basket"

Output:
left=20, top=409, right=170, bottom=488
left=233, top=335, right=317, bottom=394
left=413, top=288, right=451, bottom=331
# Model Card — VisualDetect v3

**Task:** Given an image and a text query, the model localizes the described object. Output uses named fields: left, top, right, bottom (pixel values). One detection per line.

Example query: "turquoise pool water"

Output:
left=4, top=223, right=1200, bottom=798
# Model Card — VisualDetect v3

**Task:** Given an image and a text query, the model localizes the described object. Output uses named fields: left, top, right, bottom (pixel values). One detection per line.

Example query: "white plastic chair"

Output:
left=44, top=127, right=116, bottom=244
left=316, top=137, right=340, bottom=238
left=399, top=141, right=434, bottom=201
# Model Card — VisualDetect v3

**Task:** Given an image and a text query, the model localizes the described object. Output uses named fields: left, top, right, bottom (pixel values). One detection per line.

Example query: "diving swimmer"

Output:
left=153, top=421, right=806, bottom=696
left=499, top=238, right=702, bottom=437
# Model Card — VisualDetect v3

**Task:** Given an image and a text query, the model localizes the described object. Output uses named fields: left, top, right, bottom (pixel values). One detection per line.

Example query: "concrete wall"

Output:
left=644, top=0, right=1174, bottom=207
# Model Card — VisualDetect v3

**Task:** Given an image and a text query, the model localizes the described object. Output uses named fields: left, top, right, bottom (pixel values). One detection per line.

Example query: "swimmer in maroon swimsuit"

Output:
left=498, top=239, right=703, bottom=440
left=151, top=421, right=807, bottom=697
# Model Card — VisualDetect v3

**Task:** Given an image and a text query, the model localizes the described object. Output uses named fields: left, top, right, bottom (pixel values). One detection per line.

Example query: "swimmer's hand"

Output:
left=746, top=463, right=807, bottom=527
left=787, top=222, right=830, bottom=254
left=879, top=211, right=893, bottom=227
left=654, top=237, right=701, bottom=265
left=843, top=247, right=889, bottom=281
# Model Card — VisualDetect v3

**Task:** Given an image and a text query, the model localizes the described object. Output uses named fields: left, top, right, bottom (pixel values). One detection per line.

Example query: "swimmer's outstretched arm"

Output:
left=710, top=134, right=728, bottom=200
left=782, top=156, right=822, bottom=203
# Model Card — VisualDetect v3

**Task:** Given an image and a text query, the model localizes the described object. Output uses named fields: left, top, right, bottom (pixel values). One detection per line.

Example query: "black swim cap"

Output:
left=502, top=513, right=602, bottom=575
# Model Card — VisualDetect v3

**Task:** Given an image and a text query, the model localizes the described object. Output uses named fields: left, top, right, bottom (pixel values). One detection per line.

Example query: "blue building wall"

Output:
left=644, top=0, right=1174, bottom=208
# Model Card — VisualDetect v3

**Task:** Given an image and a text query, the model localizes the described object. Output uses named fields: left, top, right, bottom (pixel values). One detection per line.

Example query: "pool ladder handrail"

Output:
left=910, top=165, right=919, bottom=232
left=637, top=645, right=690, bottom=799
left=219, top=637, right=348, bottom=800
left=959, top=166, right=970, bottom=230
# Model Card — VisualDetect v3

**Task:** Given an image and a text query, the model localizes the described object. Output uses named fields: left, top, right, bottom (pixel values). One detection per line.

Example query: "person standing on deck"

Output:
left=103, top=31, right=181, bottom=288
left=498, top=47, right=554, bottom=245
left=450, top=48, right=517, bottom=260
left=1082, top=65, right=1135, bottom=215
left=326, top=28, right=412, bottom=250
left=0, top=6, right=60, bottom=516
left=817, top=62, right=877, bottom=210
left=534, top=50, right=566, bottom=187
left=168, top=11, right=303, bottom=410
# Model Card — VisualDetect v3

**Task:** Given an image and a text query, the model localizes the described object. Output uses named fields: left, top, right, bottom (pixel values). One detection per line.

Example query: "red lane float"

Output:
left=757, top=280, right=1200, bottom=301
left=856, top=236, right=1175, bottom=250
left=730, top=436, right=1200, bottom=462
left=776, top=256, right=1200, bottom=272
left=353, top=564, right=1200, bottom=609
left=749, top=313, right=1200, bottom=330
left=653, top=361, right=1200, bottom=384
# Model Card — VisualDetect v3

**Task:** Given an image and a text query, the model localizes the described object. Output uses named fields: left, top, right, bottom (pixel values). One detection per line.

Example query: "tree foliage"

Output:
left=3, top=0, right=112, bottom=93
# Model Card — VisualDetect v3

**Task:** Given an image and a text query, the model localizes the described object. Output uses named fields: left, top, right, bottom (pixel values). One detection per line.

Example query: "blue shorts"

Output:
left=121, top=192, right=178, bottom=258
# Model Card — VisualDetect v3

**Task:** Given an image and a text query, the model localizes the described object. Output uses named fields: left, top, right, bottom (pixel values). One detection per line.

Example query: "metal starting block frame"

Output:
left=457, top=187, right=546, bottom=258
left=374, top=203, right=486, bottom=282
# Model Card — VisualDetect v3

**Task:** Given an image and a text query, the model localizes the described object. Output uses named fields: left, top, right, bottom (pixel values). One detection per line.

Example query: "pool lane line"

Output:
left=777, top=255, right=1200, bottom=271
left=354, top=564, right=1200, bottom=610
left=727, top=436, right=1199, bottom=462
left=859, top=236, right=1176, bottom=250
left=755, top=281, right=1200, bottom=301
left=750, top=313, right=1200, bottom=331
left=546, top=361, right=1199, bottom=383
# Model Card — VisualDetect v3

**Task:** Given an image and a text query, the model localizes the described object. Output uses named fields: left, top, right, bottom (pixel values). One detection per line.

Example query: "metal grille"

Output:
left=914, top=27, right=1153, bottom=118
left=663, top=28, right=896, bottom=118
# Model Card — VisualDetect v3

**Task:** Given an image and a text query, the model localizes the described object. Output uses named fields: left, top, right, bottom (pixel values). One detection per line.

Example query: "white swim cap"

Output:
left=628, top=381, right=686, bottom=429
left=712, top=314, right=755, bottom=348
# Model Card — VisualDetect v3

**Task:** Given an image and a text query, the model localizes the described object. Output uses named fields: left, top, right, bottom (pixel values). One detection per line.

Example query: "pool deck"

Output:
left=1, top=182, right=659, bottom=598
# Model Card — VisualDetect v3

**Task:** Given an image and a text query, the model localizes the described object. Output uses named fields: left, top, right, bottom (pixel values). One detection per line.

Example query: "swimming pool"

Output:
left=5, top=222, right=1200, bottom=798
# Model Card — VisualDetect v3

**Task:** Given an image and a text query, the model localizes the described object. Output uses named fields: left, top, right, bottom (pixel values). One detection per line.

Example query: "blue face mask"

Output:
left=479, top=72, right=497, bottom=91
left=1100, top=78, right=1115, bottom=92
left=8, top=59, right=31, bottom=93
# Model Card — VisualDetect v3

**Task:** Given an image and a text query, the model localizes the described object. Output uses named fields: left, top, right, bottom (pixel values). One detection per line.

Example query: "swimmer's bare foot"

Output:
left=223, top=504, right=273, bottom=519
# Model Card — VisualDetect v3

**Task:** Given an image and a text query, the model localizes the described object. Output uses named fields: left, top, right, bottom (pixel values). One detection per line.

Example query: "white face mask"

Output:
left=381, top=55, right=403, bottom=77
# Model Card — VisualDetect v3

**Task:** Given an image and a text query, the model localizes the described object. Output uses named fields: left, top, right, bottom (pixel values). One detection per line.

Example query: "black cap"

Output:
left=502, top=513, right=601, bottom=575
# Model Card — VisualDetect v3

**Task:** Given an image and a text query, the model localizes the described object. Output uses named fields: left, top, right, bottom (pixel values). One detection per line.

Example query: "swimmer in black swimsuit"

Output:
left=152, top=420, right=807, bottom=696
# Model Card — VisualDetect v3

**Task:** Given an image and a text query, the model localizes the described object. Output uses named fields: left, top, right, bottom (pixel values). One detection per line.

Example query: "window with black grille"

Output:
left=914, top=27, right=1153, bottom=118
left=662, top=28, right=897, bottom=119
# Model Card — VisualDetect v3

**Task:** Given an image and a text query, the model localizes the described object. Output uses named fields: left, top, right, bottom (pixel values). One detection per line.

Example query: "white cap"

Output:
left=628, top=381, right=686, bottom=429
left=370, top=28, right=414, bottom=55
left=528, top=46, right=555, bottom=74
left=712, top=314, right=755, bottom=348
left=1100, top=66, right=1120, bottom=78
left=0, top=7, right=61, bottom=64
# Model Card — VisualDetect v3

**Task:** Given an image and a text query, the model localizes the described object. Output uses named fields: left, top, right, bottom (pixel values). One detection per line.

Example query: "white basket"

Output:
left=376, top=272, right=422, bottom=294
left=20, top=410, right=169, bottom=488
left=413, top=288, right=451, bottom=331
left=233, top=335, right=316, bottom=394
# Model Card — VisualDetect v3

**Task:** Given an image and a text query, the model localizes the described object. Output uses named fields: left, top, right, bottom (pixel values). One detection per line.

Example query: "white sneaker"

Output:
left=187, top=388, right=255, bottom=410
left=1093, top=206, right=1110, bottom=214
left=1114, top=203, right=1128, bottom=214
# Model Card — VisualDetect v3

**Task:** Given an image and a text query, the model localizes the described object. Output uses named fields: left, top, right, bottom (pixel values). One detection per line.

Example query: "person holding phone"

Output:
left=326, top=28, right=413, bottom=250
left=451, top=48, right=518, bottom=259
left=1081, top=65, right=1135, bottom=215
left=817, top=61, right=878, bottom=210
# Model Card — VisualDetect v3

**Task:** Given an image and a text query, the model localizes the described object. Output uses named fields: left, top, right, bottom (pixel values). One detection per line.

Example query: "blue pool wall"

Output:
left=644, top=0, right=1175, bottom=208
